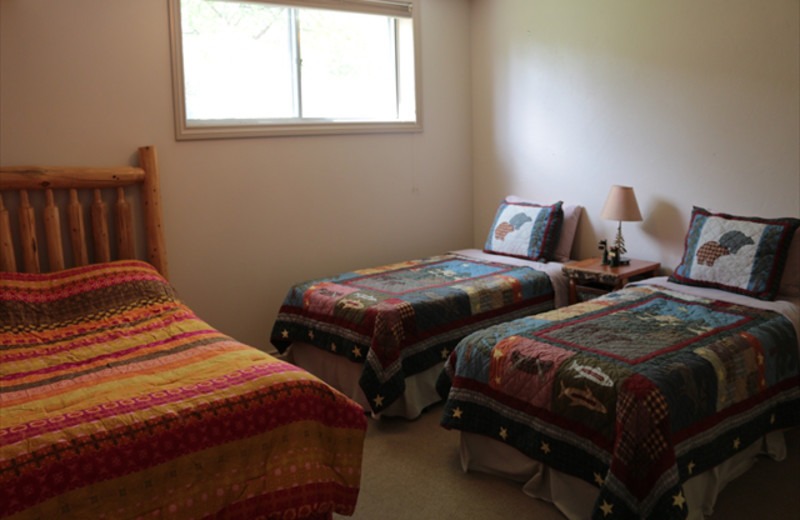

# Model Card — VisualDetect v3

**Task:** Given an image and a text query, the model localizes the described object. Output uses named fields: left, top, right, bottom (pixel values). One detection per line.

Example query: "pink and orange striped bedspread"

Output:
left=0, top=261, right=367, bottom=520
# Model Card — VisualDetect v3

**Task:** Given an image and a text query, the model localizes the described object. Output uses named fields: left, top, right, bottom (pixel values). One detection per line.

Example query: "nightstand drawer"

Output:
left=574, top=283, right=611, bottom=302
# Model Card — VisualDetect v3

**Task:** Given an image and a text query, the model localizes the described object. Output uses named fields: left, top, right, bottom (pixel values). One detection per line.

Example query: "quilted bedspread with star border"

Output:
left=437, top=285, right=800, bottom=520
left=270, top=253, right=555, bottom=413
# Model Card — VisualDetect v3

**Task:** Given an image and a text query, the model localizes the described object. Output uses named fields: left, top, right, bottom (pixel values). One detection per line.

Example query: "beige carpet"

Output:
left=337, top=403, right=800, bottom=520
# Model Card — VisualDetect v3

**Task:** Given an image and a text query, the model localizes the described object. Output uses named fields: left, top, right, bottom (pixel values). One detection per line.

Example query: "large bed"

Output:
left=0, top=147, right=367, bottom=520
left=437, top=206, right=800, bottom=520
left=270, top=198, right=582, bottom=418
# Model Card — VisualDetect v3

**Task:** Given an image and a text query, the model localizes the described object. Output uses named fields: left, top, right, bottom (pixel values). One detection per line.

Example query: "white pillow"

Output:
left=505, top=196, right=582, bottom=263
left=779, top=227, right=800, bottom=297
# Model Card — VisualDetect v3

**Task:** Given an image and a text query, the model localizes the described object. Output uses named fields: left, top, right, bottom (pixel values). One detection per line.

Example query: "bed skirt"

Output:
left=286, top=341, right=443, bottom=419
left=459, top=429, right=789, bottom=520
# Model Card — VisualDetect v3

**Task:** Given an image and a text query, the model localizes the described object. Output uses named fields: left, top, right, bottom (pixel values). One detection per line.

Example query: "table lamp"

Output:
left=600, top=185, right=642, bottom=265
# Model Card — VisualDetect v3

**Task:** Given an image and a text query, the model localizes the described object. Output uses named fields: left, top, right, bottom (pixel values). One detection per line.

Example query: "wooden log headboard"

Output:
left=0, top=145, right=168, bottom=279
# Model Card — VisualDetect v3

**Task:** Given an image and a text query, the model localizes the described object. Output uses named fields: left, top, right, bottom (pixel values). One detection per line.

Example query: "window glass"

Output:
left=299, top=9, right=396, bottom=120
left=181, top=1, right=294, bottom=121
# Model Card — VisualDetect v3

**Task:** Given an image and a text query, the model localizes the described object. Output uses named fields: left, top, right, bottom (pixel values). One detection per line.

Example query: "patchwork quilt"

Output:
left=1, top=261, right=367, bottom=520
left=271, top=254, right=554, bottom=413
left=437, top=285, right=800, bottom=520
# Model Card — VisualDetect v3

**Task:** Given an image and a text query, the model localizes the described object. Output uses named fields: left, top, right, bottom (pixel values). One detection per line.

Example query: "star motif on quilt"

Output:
left=594, top=472, right=605, bottom=486
left=452, top=407, right=463, bottom=419
left=330, top=342, right=337, bottom=352
left=499, top=427, right=508, bottom=440
left=493, top=348, right=504, bottom=360
left=281, top=329, right=289, bottom=339
left=441, top=348, right=449, bottom=359
left=540, top=441, right=551, bottom=454
left=373, top=395, right=384, bottom=407
left=687, top=461, right=696, bottom=475
left=757, top=353, right=764, bottom=366
left=308, top=330, right=315, bottom=340
left=352, top=346, right=362, bottom=358
left=599, top=500, right=613, bottom=516
left=494, top=376, right=502, bottom=384
left=672, top=491, right=686, bottom=509
left=733, top=438, right=741, bottom=450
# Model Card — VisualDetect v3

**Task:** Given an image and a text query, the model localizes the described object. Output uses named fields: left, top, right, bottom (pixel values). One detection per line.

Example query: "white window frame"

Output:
left=167, top=0, right=423, bottom=140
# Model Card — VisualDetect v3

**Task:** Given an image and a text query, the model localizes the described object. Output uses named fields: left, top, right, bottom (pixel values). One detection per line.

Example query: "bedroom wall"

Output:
left=471, top=0, right=800, bottom=271
left=0, top=0, right=473, bottom=351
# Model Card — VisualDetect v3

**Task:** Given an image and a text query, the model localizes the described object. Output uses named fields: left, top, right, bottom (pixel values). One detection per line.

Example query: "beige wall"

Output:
left=0, top=0, right=474, bottom=351
left=471, top=0, right=800, bottom=269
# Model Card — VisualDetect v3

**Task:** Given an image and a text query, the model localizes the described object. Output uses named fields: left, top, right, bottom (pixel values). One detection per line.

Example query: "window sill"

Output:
left=176, top=119, right=423, bottom=140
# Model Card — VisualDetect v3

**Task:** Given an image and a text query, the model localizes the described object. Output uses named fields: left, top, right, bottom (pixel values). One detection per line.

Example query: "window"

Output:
left=168, top=0, right=421, bottom=139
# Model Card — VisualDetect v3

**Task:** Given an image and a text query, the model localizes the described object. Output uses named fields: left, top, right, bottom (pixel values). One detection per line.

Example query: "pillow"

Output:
left=778, top=227, right=800, bottom=297
left=484, top=199, right=564, bottom=262
left=505, top=196, right=582, bottom=262
left=669, top=206, right=800, bottom=300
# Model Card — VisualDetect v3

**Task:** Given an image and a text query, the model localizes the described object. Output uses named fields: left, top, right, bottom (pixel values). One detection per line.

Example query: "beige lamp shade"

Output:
left=600, top=185, right=642, bottom=222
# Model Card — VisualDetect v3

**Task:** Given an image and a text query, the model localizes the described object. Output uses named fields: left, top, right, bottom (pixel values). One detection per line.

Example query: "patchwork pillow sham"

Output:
left=505, top=196, right=582, bottom=262
left=484, top=199, right=564, bottom=262
left=669, top=206, right=800, bottom=300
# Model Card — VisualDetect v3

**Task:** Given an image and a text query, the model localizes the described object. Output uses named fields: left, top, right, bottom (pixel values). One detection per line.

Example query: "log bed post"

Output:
left=0, top=194, right=16, bottom=272
left=138, top=146, right=169, bottom=280
left=44, top=189, right=65, bottom=271
left=116, top=187, right=135, bottom=260
left=68, top=189, right=89, bottom=268
left=91, top=189, right=111, bottom=264
left=18, top=190, right=40, bottom=273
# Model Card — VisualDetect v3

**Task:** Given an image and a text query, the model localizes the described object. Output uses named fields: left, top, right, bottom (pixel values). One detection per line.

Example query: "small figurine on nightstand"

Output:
left=609, top=246, right=620, bottom=267
left=598, top=239, right=609, bottom=265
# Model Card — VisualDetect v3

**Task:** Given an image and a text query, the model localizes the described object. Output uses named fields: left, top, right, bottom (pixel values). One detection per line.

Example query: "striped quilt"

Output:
left=0, top=261, right=367, bottom=520
left=438, top=285, right=800, bottom=520
left=271, top=254, right=554, bottom=414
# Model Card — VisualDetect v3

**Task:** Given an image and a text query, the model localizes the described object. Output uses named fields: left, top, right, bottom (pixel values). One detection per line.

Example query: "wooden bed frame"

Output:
left=0, top=145, right=168, bottom=278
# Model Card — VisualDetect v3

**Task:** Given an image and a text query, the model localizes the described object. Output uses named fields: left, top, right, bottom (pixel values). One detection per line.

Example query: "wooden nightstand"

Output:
left=562, top=258, right=661, bottom=304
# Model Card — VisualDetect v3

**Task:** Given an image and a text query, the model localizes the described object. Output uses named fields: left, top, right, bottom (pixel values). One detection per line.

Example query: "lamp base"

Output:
left=609, top=255, right=631, bottom=267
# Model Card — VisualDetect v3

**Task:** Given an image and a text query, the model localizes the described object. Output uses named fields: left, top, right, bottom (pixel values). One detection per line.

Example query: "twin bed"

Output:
left=437, top=208, right=800, bottom=519
left=270, top=199, right=582, bottom=418
left=0, top=147, right=367, bottom=520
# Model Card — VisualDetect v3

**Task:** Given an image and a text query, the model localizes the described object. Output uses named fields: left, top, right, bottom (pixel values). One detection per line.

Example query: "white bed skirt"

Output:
left=459, top=430, right=788, bottom=520
left=286, top=341, right=444, bottom=419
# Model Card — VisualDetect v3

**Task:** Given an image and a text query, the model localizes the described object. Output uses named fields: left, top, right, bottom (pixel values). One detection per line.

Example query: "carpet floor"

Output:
left=337, top=403, right=800, bottom=520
